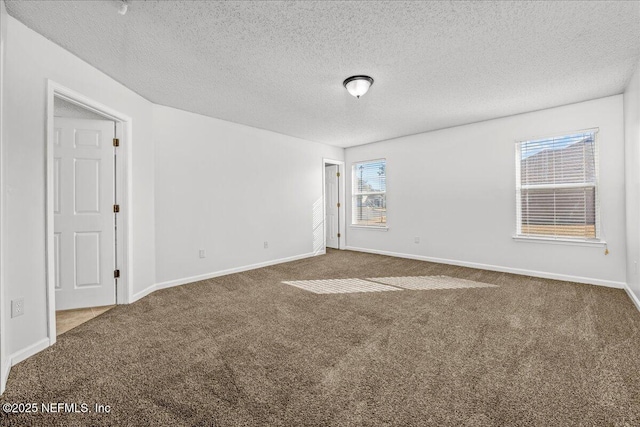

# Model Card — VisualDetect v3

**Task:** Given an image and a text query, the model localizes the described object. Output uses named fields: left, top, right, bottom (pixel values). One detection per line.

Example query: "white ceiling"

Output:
left=6, top=1, right=640, bottom=147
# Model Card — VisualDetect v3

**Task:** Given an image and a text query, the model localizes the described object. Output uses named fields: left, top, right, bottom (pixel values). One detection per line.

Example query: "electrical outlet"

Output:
left=264, top=241, right=269, bottom=249
left=11, top=298, right=24, bottom=318
left=414, top=236, right=420, bottom=244
left=199, top=249, right=206, bottom=259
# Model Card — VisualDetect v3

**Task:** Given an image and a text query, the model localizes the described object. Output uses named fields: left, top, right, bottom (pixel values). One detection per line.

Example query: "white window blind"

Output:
left=352, top=159, right=386, bottom=227
left=516, top=130, right=599, bottom=240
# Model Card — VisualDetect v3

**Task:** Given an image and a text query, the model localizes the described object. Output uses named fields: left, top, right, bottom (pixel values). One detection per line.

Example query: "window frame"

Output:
left=514, top=128, right=603, bottom=244
left=351, top=158, right=388, bottom=229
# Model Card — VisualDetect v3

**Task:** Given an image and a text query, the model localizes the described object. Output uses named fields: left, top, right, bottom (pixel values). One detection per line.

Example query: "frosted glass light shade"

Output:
left=118, top=1, right=128, bottom=15
left=343, top=75, right=374, bottom=99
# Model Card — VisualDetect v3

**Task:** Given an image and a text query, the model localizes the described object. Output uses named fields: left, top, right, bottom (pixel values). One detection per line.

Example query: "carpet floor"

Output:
left=1, top=249, right=640, bottom=426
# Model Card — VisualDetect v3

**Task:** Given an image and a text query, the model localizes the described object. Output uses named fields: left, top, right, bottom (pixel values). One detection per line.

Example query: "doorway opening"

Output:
left=53, top=97, right=117, bottom=334
left=323, top=159, right=346, bottom=251
left=46, top=81, right=132, bottom=344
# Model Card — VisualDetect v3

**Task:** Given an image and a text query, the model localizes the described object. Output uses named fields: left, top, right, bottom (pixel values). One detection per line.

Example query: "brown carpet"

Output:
left=2, top=249, right=640, bottom=426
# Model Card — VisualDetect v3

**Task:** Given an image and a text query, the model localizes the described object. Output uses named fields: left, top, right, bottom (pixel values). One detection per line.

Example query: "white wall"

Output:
left=3, top=17, right=156, bottom=359
left=0, top=0, right=7, bottom=393
left=54, top=97, right=106, bottom=121
left=152, top=105, right=343, bottom=290
left=346, top=96, right=626, bottom=287
left=625, top=60, right=640, bottom=304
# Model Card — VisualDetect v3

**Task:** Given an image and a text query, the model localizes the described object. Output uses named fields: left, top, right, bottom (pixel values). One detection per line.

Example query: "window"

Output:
left=516, top=130, right=599, bottom=241
left=352, top=159, right=386, bottom=227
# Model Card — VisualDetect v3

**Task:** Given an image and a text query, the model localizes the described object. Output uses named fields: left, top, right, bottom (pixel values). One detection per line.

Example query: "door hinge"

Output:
left=113, top=204, right=120, bottom=213
left=337, top=233, right=341, bottom=238
left=336, top=172, right=340, bottom=177
left=113, top=138, right=120, bottom=147
left=337, top=202, right=341, bottom=208
left=114, top=269, right=120, bottom=278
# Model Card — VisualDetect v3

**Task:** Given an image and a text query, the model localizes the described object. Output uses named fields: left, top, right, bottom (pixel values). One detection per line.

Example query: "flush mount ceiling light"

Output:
left=118, top=0, right=128, bottom=15
left=343, top=75, right=374, bottom=99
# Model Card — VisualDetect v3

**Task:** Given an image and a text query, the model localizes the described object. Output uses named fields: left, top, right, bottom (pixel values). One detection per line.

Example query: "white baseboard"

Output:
left=1, top=359, right=10, bottom=394
left=625, top=284, right=640, bottom=312
left=345, top=246, right=625, bottom=289
left=132, top=251, right=319, bottom=303
left=10, top=338, right=50, bottom=367
left=130, top=282, right=158, bottom=302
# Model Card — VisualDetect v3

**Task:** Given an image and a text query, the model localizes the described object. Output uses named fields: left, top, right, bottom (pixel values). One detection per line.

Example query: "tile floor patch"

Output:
left=281, top=278, right=401, bottom=294
left=56, top=305, right=116, bottom=336
left=368, top=275, right=498, bottom=290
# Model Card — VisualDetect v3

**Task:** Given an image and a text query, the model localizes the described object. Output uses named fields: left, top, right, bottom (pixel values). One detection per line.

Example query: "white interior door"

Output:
left=54, top=117, right=116, bottom=310
left=325, top=165, right=339, bottom=249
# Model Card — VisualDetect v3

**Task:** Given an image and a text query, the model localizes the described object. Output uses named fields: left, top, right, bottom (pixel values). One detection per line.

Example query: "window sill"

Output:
left=512, top=235, right=606, bottom=247
left=350, top=225, right=389, bottom=232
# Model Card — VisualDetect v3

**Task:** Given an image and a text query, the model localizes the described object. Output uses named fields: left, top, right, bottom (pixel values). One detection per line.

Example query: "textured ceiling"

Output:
left=6, top=1, right=640, bottom=147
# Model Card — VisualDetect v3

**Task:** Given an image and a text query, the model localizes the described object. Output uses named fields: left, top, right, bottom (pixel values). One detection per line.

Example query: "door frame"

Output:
left=45, top=80, right=133, bottom=344
left=322, top=158, right=346, bottom=251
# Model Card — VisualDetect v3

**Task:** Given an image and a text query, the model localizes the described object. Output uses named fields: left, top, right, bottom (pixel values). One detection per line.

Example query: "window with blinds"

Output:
left=352, top=159, right=386, bottom=227
left=516, top=130, right=599, bottom=240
